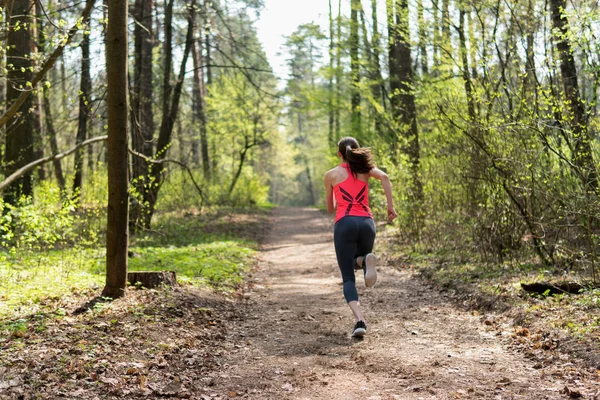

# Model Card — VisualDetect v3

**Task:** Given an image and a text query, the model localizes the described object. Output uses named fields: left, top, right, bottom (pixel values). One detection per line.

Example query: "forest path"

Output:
left=210, top=208, right=596, bottom=399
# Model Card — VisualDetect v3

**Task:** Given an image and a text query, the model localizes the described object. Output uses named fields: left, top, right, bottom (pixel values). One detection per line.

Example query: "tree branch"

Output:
left=128, top=148, right=207, bottom=205
left=0, top=135, right=107, bottom=192
left=0, top=0, right=96, bottom=129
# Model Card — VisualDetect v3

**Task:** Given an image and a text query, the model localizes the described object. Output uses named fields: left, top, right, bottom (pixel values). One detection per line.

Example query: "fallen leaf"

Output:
left=138, top=375, right=147, bottom=389
left=514, top=327, right=530, bottom=337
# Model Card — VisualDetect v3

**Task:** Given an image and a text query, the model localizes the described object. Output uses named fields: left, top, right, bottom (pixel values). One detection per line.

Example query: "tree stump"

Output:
left=127, top=271, right=178, bottom=289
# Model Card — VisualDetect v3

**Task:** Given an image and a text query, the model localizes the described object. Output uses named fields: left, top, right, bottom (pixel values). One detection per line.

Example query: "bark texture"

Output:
left=130, top=0, right=155, bottom=229
left=350, top=0, right=361, bottom=137
left=550, top=0, right=598, bottom=194
left=142, top=0, right=196, bottom=228
left=103, top=0, right=130, bottom=299
left=128, top=271, right=178, bottom=288
left=4, top=0, right=35, bottom=204
left=72, top=0, right=94, bottom=201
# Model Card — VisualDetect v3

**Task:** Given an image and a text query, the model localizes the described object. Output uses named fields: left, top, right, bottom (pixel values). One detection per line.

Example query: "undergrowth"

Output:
left=0, top=208, right=267, bottom=322
left=378, top=224, right=600, bottom=366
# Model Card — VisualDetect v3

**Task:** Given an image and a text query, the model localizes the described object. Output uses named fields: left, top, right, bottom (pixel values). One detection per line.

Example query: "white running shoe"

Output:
left=364, top=253, right=377, bottom=287
left=352, top=320, right=367, bottom=337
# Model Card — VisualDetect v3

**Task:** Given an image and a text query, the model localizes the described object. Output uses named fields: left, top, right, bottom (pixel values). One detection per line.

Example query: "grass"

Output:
left=0, top=208, right=267, bottom=321
left=128, top=242, right=253, bottom=286
left=0, top=248, right=105, bottom=318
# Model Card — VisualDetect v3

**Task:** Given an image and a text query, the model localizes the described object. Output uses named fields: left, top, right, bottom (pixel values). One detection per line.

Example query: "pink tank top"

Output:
left=333, top=164, right=373, bottom=223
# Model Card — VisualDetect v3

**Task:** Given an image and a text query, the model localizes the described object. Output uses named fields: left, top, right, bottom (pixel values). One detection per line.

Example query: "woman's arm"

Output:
left=369, top=168, right=397, bottom=222
left=324, top=172, right=335, bottom=214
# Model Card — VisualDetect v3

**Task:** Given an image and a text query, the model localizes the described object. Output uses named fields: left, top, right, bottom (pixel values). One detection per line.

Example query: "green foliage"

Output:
left=0, top=183, right=77, bottom=251
left=0, top=179, right=106, bottom=252
left=0, top=248, right=105, bottom=318
left=0, top=210, right=260, bottom=320
left=154, top=168, right=271, bottom=213
left=130, top=212, right=258, bottom=288
left=278, top=23, right=339, bottom=207
left=79, top=165, right=109, bottom=207
left=2, top=319, right=28, bottom=338
left=128, top=242, right=253, bottom=287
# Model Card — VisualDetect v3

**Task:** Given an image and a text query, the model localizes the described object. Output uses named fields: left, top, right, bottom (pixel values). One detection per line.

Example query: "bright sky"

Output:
left=255, top=0, right=349, bottom=82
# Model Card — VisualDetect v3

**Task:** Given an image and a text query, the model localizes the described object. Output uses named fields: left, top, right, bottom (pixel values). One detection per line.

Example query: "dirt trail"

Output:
left=208, top=208, right=598, bottom=399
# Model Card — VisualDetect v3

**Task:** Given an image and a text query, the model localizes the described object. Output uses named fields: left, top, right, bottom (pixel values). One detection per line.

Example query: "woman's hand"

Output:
left=387, top=207, right=397, bottom=223
left=371, top=168, right=397, bottom=223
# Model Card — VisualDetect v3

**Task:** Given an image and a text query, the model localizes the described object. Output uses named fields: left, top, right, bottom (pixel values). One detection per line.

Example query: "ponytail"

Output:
left=338, top=137, right=375, bottom=175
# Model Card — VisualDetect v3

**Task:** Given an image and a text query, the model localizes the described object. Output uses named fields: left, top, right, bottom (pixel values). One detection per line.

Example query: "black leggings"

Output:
left=333, top=216, right=376, bottom=303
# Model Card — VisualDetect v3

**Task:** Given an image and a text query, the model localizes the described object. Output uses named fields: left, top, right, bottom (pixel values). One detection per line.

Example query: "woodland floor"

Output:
left=2, top=207, right=600, bottom=399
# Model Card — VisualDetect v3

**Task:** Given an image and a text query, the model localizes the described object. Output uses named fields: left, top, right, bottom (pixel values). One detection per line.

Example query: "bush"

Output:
left=0, top=179, right=105, bottom=251
left=0, top=183, right=76, bottom=251
left=154, top=167, right=271, bottom=214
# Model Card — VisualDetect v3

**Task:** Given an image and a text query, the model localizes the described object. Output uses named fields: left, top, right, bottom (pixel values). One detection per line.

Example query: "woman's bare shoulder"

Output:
left=325, top=166, right=343, bottom=176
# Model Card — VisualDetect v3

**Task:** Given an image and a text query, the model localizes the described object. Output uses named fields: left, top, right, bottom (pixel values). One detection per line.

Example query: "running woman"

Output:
left=323, top=137, right=397, bottom=337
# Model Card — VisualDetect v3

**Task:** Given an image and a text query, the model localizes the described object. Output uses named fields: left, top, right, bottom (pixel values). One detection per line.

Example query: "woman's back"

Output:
left=329, top=164, right=369, bottom=186
left=332, top=163, right=372, bottom=222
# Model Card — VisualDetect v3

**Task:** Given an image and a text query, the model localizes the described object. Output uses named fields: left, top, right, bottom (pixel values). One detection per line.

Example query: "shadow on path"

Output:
left=206, top=208, right=597, bottom=399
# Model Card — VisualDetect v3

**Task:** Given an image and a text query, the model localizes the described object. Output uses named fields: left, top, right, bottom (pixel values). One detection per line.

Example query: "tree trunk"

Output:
left=432, top=0, right=440, bottom=72
left=328, top=0, right=335, bottom=147
left=42, top=93, right=66, bottom=191
left=440, top=0, right=451, bottom=70
left=458, top=5, right=484, bottom=213
left=229, top=146, right=249, bottom=195
left=387, top=0, right=424, bottom=219
left=358, top=2, right=383, bottom=139
left=103, top=0, right=130, bottom=299
left=4, top=0, right=35, bottom=204
left=350, top=0, right=361, bottom=137
left=417, top=0, right=428, bottom=75
left=190, top=45, right=200, bottom=166
left=87, top=116, right=95, bottom=173
left=371, top=0, right=385, bottom=110
left=550, top=0, right=598, bottom=194
left=131, top=0, right=154, bottom=229
left=204, top=0, right=212, bottom=86
left=334, top=0, right=342, bottom=140
left=143, top=0, right=196, bottom=228
left=386, top=0, right=400, bottom=155
left=458, top=7, right=475, bottom=129
left=520, top=0, right=536, bottom=115
left=467, top=8, right=478, bottom=80
left=160, top=0, right=174, bottom=144
left=32, top=0, right=45, bottom=182
left=192, top=39, right=210, bottom=179
left=72, top=0, right=93, bottom=203
left=61, top=55, right=67, bottom=110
